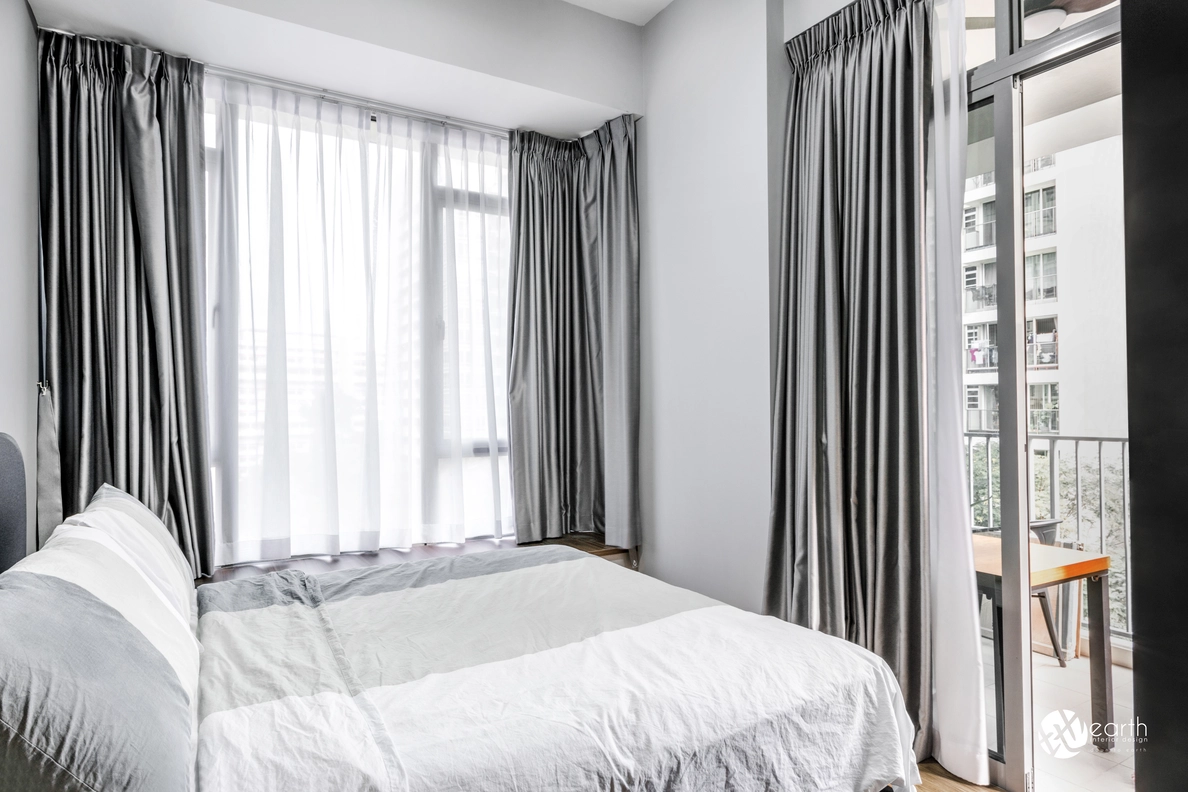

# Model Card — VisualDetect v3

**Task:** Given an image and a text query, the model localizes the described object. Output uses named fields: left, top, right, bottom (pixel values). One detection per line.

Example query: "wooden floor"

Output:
left=919, top=761, right=999, bottom=791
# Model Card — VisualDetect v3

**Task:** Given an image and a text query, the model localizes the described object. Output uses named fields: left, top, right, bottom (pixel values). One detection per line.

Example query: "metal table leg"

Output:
left=1087, top=572, right=1115, bottom=752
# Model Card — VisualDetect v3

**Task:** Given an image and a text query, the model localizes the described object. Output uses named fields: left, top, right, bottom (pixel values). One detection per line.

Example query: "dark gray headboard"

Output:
left=0, top=434, right=27, bottom=574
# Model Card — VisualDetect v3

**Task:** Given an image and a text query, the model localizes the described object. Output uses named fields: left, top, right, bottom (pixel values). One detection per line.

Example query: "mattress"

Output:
left=195, top=546, right=920, bottom=791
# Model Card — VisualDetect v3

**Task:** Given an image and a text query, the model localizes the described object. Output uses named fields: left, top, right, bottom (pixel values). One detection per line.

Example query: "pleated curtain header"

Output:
left=40, top=31, right=203, bottom=89
left=785, top=0, right=927, bottom=73
left=511, top=114, right=634, bottom=164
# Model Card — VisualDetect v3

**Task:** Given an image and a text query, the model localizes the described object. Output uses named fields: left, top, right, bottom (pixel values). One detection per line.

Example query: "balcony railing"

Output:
left=966, top=342, right=1057, bottom=372
left=964, top=221, right=996, bottom=251
left=963, top=432, right=1132, bottom=638
left=965, top=284, right=998, bottom=313
left=966, top=171, right=996, bottom=191
left=1023, top=155, right=1056, bottom=174
left=1026, top=341, right=1058, bottom=368
left=966, top=409, right=1000, bottom=432
left=1029, top=409, right=1060, bottom=434
left=1024, top=207, right=1056, bottom=237
left=1025, top=276, right=1057, bottom=302
left=967, top=344, right=998, bottom=372
left=965, top=409, right=1059, bottom=433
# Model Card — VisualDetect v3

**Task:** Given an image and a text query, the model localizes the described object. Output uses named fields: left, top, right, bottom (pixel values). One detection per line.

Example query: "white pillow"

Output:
left=62, top=484, right=196, bottom=630
left=9, top=494, right=201, bottom=792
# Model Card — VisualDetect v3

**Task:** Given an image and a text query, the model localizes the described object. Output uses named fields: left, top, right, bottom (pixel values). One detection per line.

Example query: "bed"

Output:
left=0, top=488, right=921, bottom=792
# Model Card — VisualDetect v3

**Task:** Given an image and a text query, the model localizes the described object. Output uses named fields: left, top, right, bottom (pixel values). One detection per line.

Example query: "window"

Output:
left=1024, top=186, right=1057, bottom=237
left=204, top=77, right=513, bottom=564
left=967, top=385, right=981, bottom=410
left=965, top=322, right=999, bottom=347
left=966, top=324, right=981, bottom=349
left=1028, top=383, right=1060, bottom=433
left=1029, top=383, right=1059, bottom=411
left=964, top=203, right=995, bottom=250
left=1025, top=251, right=1057, bottom=300
left=965, top=265, right=979, bottom=289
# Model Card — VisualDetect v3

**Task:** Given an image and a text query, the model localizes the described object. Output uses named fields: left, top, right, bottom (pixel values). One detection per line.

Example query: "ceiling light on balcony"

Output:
left=1023, top=8, right=1068, bottom=40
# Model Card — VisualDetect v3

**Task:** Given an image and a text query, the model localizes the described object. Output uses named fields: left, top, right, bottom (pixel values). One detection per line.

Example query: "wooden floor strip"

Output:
left=918, top=760, right=1000, bottom=791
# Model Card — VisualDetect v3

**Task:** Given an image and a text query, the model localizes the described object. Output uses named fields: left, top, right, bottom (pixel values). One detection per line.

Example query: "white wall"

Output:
left=211, top=0, right=644, bottom=116
left=638, top=0, right=784, bottom=612
left=1049, top=135, right=1128, bottom=439
left=785, top=0, right=852, bottom=40
left=0, top=0, right=39, bottom=552
left=31, top=0, right=638, bottom=138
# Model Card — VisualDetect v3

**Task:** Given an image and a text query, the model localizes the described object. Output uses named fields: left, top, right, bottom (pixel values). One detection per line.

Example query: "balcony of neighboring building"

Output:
left=964, top=220, right=997, bottom=252
left=965, top=318, right=1058, bottom=374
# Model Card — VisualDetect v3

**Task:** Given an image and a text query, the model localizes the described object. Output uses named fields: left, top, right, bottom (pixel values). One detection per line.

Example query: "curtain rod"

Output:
left=39, top=25, right=512, bottom=138
left=205, top=65, right=511, bottom=139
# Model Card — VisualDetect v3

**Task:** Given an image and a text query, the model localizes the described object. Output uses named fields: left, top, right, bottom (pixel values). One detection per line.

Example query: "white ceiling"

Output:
left=1023, top=44, right=1122, bottom=158
left=29, top=0, right=645, bottom=138
left=559, top=0, right=674, bottom=26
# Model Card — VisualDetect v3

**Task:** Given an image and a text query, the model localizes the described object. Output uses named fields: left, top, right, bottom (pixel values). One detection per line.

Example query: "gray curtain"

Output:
left=765, top=0, right=934, bottom=756
left=37, top=31, right=214, bottom=577
left=507, top=115, right=640, bottom=550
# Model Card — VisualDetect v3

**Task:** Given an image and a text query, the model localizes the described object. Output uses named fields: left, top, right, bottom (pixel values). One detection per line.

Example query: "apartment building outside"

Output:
left=963, top=129, right=1132, bottom=637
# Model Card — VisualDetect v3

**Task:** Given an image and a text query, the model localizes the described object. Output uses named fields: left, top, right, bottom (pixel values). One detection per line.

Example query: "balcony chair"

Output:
left=1030, top=518, right=1067, bottom=668
left=973, top=518, right=1068, bottom=668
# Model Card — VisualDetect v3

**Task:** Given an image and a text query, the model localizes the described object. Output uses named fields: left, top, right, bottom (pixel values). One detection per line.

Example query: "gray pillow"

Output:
left=0, top=491, right=198, bottom=792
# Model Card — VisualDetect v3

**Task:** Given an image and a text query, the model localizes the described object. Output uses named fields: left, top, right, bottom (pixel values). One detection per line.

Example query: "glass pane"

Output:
left=967, top=0, right=997, bottom=68
left=1020, top=0, right=1118, bottom=45
left=963, top=101, right=1003, bottom=758
left=1022, top=44, right=1136, bottom=791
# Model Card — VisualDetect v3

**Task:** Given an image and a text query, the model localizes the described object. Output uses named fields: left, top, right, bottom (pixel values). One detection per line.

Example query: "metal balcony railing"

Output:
left=964, top=221, right=997, bottom=251
left=1023, top=155, right=1056, bottom=174
left=1025, top=276, right=1057, bottom=302
left=966, top=343, right=1057, bottom=372
left=965, top=284, right=998, bottom=313
left=966, top=171, right=996, bottom=191
left=1029, top=409, right=1060, bottom=434
left=1024, top=207, right=1057, bottom=237
left=963, top=432, right=1132, bottom=638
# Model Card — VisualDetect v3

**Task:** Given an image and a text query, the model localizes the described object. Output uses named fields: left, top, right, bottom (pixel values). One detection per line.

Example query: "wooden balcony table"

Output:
left=973, top=533, right=1114, bottom=753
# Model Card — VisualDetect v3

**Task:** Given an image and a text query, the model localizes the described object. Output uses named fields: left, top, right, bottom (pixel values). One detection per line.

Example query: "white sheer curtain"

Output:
left=928, top=0, right=990, bottom=784
left=205, top=76, right=513, bottom=565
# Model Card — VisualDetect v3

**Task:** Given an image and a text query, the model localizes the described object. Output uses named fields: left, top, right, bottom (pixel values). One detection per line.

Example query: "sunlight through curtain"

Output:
left=205, top=77, right=512, bottom=564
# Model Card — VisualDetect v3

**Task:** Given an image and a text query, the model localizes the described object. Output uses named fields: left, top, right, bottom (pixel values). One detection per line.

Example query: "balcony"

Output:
left=966, top=342, right=1058, bottom=373
left=965, top=430, right=1133, bottom=783
left=966, top=408, right=1000, bottom=432
left=967, top=344, right=998, bottom=372
left=963, top=432, right=1132, bottom=640
left=1024, top=207, right=1056, bottom=237
left=964, top=409, right=1059, bottom=434
left=1027, top=340, right=1058, bottom=368
left=1023, top=154, right=1056, bottom=174
left=965, top=171, right=995, bottom=191
left=1025, top=277, right=1057, bottom=302
left=965, top=284, right=997, bottom=313
left=1029, top=409, right=1060, bottom=434
left=964, top=221, right=996, bottom=251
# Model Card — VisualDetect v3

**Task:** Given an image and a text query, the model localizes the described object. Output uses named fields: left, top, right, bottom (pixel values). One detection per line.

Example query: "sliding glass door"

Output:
left=963, top=2, right=1126, bottom=790
left=1021, top=43, right=1134, bottom=792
